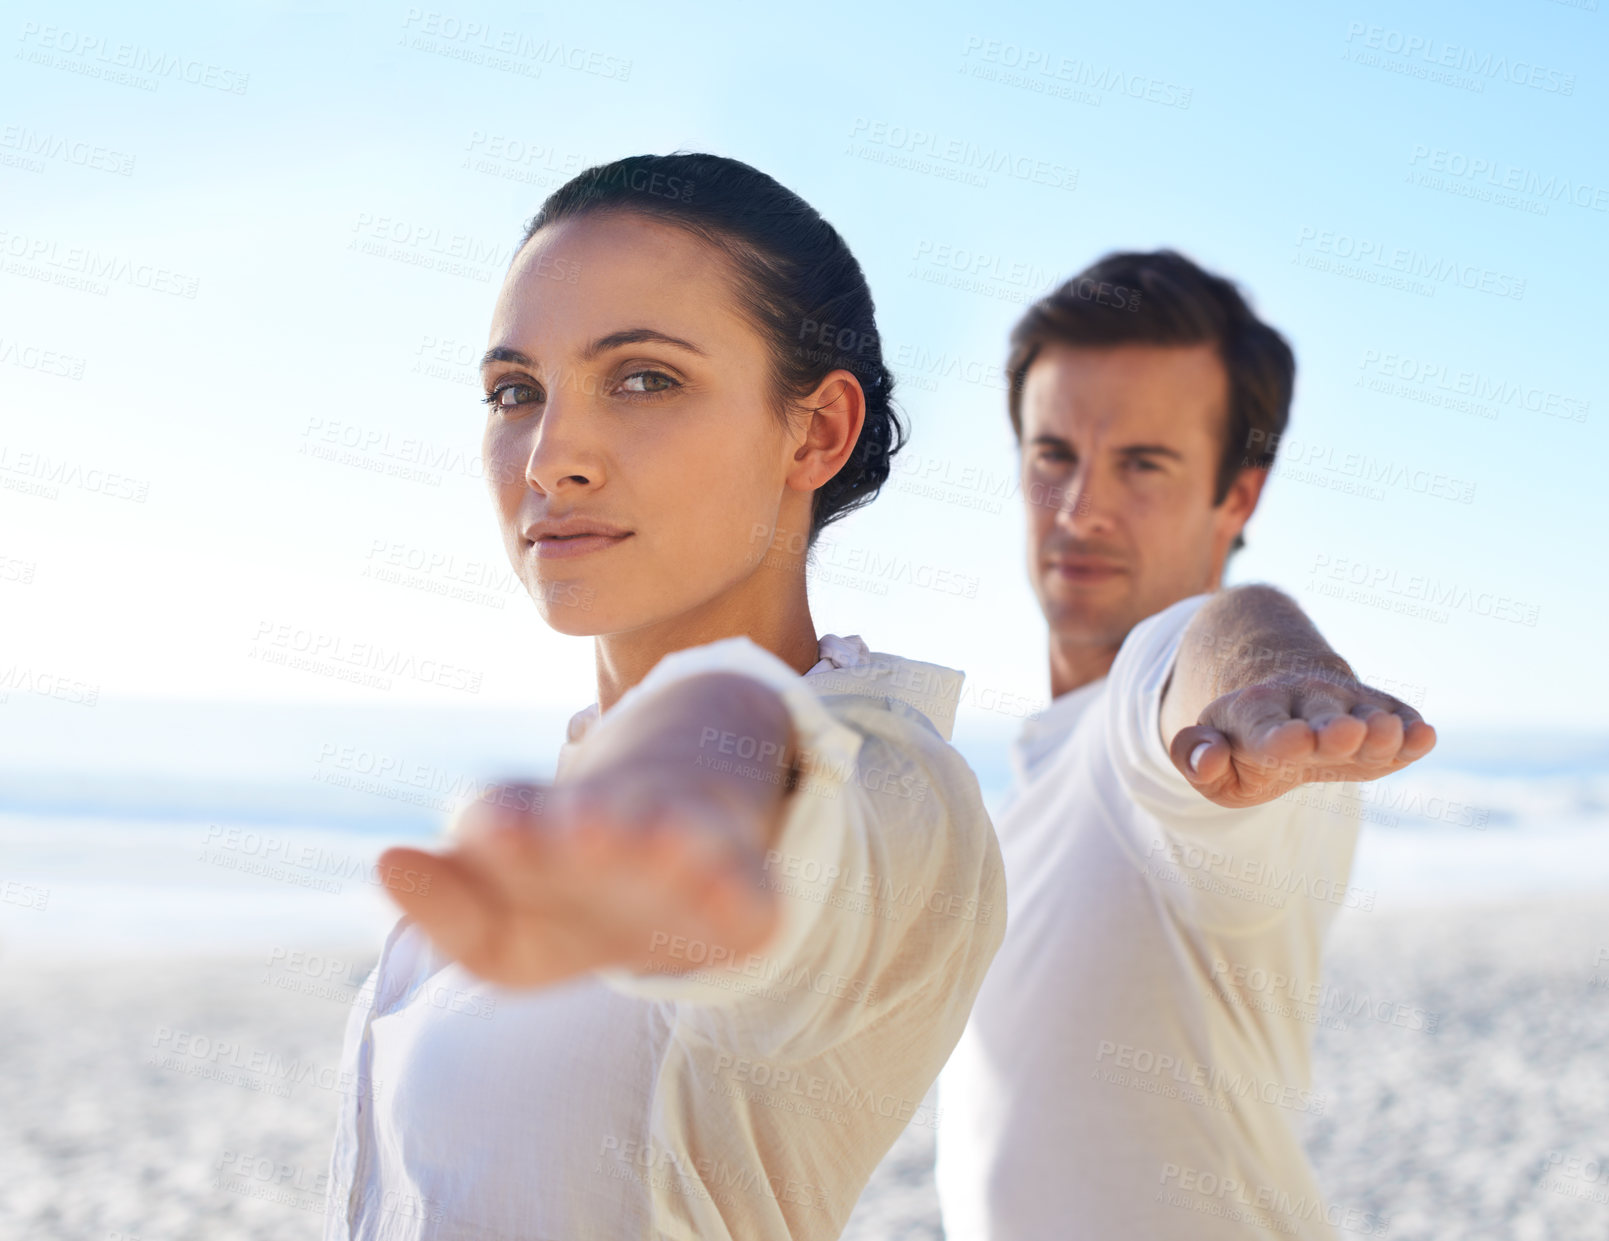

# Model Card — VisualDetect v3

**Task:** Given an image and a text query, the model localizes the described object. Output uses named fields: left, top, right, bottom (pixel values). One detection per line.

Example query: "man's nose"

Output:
left=1053, top=467, right=1113, bottom=535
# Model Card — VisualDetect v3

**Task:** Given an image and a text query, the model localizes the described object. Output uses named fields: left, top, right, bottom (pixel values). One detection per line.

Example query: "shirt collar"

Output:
left=1009, top=675, right=1107, bottom=786
left=563, top=632, right=933, bottom=747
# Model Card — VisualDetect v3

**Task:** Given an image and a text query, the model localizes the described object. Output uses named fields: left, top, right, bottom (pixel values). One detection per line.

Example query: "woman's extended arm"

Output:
left=378, top=671, right=802, bottom=988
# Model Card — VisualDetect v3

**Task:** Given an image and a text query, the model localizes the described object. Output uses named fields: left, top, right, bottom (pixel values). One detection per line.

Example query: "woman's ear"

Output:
left=786, top=370, right=866, bottom=493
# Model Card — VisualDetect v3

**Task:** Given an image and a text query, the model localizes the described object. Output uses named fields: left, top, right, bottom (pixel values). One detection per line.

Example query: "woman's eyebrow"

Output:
left=480, top=345, right=534, bottom=372
left=479, top=330, right=707, bottom=374
left=580, top=328, right=707, bottom=361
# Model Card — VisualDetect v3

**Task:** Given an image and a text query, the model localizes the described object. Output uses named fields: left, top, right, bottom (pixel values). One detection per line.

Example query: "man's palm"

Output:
left=1169, top=676, right=1437, bottom=808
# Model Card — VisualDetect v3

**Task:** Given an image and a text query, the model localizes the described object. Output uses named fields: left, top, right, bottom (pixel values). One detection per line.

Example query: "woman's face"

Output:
left=481, top=211, right=808, bottom=637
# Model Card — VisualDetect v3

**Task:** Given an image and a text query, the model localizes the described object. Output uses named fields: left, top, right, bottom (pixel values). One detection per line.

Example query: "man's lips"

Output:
left=1046, top=558, right=1125, bottom=580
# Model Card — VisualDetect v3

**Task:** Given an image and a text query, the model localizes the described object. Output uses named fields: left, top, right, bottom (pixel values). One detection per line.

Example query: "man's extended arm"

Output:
left=1158, top=584, right=1437, bottom=808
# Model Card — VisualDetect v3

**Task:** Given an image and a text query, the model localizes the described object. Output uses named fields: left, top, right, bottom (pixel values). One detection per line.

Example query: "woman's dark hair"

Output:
left=1005, top=249, right=1294, bottom=555
left=514, top=152, right=905, bottom=550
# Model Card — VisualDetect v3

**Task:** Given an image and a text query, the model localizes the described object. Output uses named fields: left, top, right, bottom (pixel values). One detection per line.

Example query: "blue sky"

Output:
left=3, top=0, right=1605, bottom=736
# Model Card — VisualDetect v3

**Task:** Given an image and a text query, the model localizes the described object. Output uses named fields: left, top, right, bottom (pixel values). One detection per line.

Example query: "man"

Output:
left=935, top=250, right=1435, bottom=1240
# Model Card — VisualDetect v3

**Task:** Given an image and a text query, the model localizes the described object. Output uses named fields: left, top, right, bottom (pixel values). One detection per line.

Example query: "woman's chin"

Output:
left=533, top=597, right=612, bottom=637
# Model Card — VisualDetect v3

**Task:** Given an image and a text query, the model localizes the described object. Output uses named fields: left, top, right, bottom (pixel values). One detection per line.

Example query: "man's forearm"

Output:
left=1160, top=585, right=1352, bottom=744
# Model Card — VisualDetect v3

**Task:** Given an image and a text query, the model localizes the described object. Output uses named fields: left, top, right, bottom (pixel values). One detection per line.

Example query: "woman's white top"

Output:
left=323, top=633, right=1006, bottom=1241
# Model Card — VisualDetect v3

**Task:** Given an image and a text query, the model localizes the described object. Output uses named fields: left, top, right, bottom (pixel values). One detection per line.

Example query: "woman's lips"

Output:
left=531, top=533, right=633, bottom=560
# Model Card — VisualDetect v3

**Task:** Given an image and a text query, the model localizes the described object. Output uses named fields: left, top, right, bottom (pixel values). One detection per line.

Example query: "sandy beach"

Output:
left=3, top=891, right=1606, bottom=1240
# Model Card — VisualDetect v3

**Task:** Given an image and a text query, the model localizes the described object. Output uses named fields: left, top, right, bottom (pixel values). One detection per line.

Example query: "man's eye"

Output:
left=481, top=383, right=542, bottom=410
left=619, top=369, right=679, bottom=395
left=1125, top=457, right=1161, bottom=472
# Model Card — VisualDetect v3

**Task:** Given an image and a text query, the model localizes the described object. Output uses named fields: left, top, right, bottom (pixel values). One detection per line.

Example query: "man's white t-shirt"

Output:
left=324, top=632, right=1005, bottom=1241
left=936, top=594, right=1368, bottom=1241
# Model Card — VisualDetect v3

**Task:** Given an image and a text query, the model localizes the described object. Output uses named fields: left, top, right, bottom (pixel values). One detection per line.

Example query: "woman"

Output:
left=323, top=152, right=1005, bottom=1241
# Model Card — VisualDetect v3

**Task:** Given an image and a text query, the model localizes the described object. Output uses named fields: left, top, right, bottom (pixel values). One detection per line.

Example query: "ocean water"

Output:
left=1, top=696, right=1604, bottom=959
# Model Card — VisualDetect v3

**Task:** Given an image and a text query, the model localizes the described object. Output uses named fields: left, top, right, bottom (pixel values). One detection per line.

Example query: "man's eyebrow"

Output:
left=1116, top=443, right=1184, bottom=460
left=1022, top=436, right=1185, bottom=461
left=479, top=329, right=707, bottom=372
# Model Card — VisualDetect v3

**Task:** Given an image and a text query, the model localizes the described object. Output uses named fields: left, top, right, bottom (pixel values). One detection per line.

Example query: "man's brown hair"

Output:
left=1005, top=249, right=1294, bottom=553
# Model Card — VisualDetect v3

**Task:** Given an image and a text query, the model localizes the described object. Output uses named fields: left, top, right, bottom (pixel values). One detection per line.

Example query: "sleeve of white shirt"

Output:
left=585, top=634, right=1006, bottom=1062
left=1104, top=593, right=1341, bottom=935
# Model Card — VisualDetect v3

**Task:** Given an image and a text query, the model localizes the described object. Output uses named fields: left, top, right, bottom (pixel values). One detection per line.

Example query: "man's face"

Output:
left=1018, top=341, right=1260, bottom=652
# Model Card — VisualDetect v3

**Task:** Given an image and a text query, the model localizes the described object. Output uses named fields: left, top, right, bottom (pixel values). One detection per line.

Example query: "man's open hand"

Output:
left=377, top=775, right=783, bottom=987
left=1167, top=672, right=1437, bottom=808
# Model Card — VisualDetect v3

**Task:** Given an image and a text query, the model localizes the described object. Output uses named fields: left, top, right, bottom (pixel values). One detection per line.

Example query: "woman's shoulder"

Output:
left=805, top=634, right=968, bottom=744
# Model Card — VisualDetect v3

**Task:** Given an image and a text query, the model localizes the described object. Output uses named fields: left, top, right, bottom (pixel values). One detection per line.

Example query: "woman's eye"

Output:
left=618, top=369, right=679, bottom=395
left=481, top=383, right=542, bottom=410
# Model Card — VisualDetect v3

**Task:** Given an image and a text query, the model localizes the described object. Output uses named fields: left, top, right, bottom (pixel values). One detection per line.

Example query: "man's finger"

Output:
left=1293, top=690, right=1368, bottom=764
left=1400, top=719, right=1438, bottom=762
left=1169, top=724, right=1232, bottom=786
left=1351, top=704, right=1405, bottom=765
left=1202, top=686, right=1295, bottom=756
